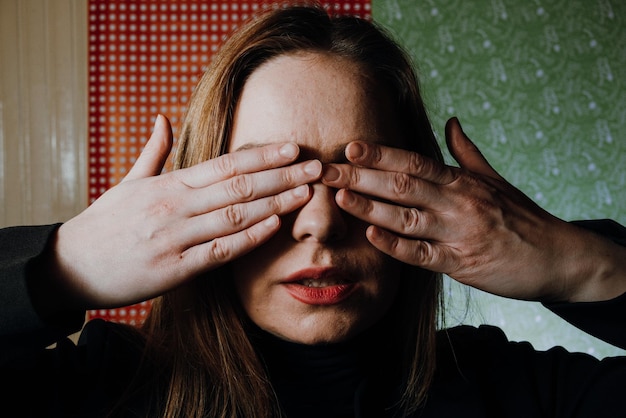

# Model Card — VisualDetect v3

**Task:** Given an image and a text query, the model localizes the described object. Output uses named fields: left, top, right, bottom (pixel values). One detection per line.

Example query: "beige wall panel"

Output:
left=0, top=0, right=87, bottom=228
left=0, top=0, right=22, bottom=225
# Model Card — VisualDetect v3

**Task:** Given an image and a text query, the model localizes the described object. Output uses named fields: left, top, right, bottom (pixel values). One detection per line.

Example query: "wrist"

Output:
left=27, top=224, right=86, bottom=318
left=559, top=222, right=626, bottom=303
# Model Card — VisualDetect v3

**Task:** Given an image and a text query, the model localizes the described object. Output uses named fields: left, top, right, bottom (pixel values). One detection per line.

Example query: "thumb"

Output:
left=445, top=117, right=503, bottom=180
left=123, top=114, right=173, bottom=182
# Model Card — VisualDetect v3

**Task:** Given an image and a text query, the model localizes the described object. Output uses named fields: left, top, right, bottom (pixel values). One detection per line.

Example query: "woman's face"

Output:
left=229, top=52, right=402, bottom=345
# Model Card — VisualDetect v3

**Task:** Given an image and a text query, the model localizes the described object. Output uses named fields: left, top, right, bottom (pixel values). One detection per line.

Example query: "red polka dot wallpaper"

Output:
left=87, top=1, right=371, bottom=325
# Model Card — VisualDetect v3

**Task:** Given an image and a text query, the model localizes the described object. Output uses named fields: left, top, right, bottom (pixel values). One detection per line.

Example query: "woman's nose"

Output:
left=291, top=183, right=347, bottom=243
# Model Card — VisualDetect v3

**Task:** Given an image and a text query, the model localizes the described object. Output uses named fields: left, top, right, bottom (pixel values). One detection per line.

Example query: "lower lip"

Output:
left=283, top=283, right=357, bottom=305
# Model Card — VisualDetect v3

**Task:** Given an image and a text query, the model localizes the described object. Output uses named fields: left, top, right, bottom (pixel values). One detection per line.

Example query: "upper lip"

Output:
left=281, top=267, right=353, bottom=284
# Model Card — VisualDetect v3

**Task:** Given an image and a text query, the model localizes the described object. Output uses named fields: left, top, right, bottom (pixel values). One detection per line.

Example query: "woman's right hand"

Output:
left=39, top=115, right=321, bottom=312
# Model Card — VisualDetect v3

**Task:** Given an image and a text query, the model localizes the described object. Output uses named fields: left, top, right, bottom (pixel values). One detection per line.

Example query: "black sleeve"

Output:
left=571, top=218, right=626, bottom=247
left=542, top=219, right=626, bottom=349
left=431, top=325, right=626, bottom=418
left=0, top=225, right=147, bottom=416
left=546, top=292, right=626, bottom=349
left=0, top=224, right=86, bottom=362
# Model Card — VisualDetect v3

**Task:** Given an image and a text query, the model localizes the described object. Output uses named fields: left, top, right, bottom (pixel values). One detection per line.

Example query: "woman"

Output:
left=2, top=6, right=625, bottom=418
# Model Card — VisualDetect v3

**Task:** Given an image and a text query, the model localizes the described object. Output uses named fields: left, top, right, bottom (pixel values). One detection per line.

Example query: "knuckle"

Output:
left=215, top=154, right=237, bottom=177
left=228, top=175, right=254, bottom=201
left=207, top=238, right=231, bottom=262
left=223, top=204, right=245, bottom=227
left=243, top=227, right=262, bottom=247
left=391, top=172, right=413, bottom=196
left=260, top=146, right=277, bottom=166
left=423, top=242, right=435, bottom=261
left=269, top=195, right=284, bottom=213
left=346, top=166, right=360, bottom=186
left=411, top=241, right=433, bottom=265
left=402, top=208, right=421, bottom=234
left=407, top=152, right=427, bottom=175
left=281, top=165, right=298, bottom=185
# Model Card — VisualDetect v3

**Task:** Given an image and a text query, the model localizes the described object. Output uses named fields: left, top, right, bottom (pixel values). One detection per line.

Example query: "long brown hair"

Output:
left=138, top=5, right=443, bottom=417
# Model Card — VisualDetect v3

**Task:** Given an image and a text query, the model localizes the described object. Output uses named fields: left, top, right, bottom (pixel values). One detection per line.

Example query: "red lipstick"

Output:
left=282, top=267, right=357, bottom=305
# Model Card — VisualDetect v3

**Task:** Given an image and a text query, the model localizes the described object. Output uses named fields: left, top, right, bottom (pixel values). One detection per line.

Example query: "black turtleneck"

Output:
left=249, top=324, right=398, bottom=418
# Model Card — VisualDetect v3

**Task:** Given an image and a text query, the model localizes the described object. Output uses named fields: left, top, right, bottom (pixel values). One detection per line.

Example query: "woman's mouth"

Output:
left=282, top=268, right=358, bottom=305
left=298, top=277, right=348, bottom=287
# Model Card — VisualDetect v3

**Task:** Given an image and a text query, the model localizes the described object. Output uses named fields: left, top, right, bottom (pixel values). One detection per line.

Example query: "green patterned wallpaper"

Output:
left=372, top=0, right=625, bottom=358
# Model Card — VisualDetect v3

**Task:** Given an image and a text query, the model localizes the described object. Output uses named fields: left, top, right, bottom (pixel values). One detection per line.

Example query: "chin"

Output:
left=271, top=329, right=359, bottom=346
left=260, top=310, right=375, bottom=345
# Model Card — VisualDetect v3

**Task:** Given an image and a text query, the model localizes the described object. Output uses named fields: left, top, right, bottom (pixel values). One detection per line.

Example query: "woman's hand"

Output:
left=322, top=117, right=626, bottom=303
left=43, top=115, right=321, bottom=311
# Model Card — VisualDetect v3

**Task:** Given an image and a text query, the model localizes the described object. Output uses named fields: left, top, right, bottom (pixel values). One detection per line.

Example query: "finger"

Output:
left=366, top=225, right=456, bottom=273
left=177, top=142, right=301, bottom=189
left=184, top=184, right=311, bottom=245
left=182, top=215, right=282, bottom=273
left=123, top=114, right=173, bottom=182
left=323, top=164, right=443, bottom=210
left=335, top=189, right=439, bottom=240
left=445, top=117, right=503, bottom=181
left=343, top=141, right=456, bottom=184
left=188, top=160, right=322, bottom=215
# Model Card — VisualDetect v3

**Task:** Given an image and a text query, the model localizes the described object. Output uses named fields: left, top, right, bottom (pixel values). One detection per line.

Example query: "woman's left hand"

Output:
left=322, top=117, right=626, bottom=303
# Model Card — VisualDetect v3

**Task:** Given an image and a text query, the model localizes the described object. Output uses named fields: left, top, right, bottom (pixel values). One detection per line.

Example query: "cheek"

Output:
left=230, top=228, right=288, bottom=286
left=232, top=275, right=255, bottom=309
left=230, top=241, right=292, bottom=320
left=232, top=264, right=272, bottom=313
left=366, top=257, right=403, bottom=307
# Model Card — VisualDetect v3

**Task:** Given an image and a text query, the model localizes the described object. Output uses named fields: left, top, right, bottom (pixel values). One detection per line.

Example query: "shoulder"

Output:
left=437, top=324, right=583, bottom=362
left=75, top=320, right=150, bottom=408
left=78, top=318, right=146, bottom=362
left=2, top=319, right=149, bottom=417
left=437, top=324, right=508, bottom=352
left=426, top=325, right=626, bottom=416
left=434, top=324, right=615, bottom=380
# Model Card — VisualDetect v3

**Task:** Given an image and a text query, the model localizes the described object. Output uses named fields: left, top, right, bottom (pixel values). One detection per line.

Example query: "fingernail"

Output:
left=454, top=117, right=465, bottom=132
left=304, top=160, right=322, bottom=176
left=346, top=142, right=364, bottom=160
left=292, top=184, right=309, bottom=198
left=340, top=190, right=356, bottom=206
left=322, top=165, right=340, bottom=182
left=368, top=226, right=385, bottom=242
left=264, top=215, right=279, bottom=228
left=279, top=143, right=299, bottom=159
